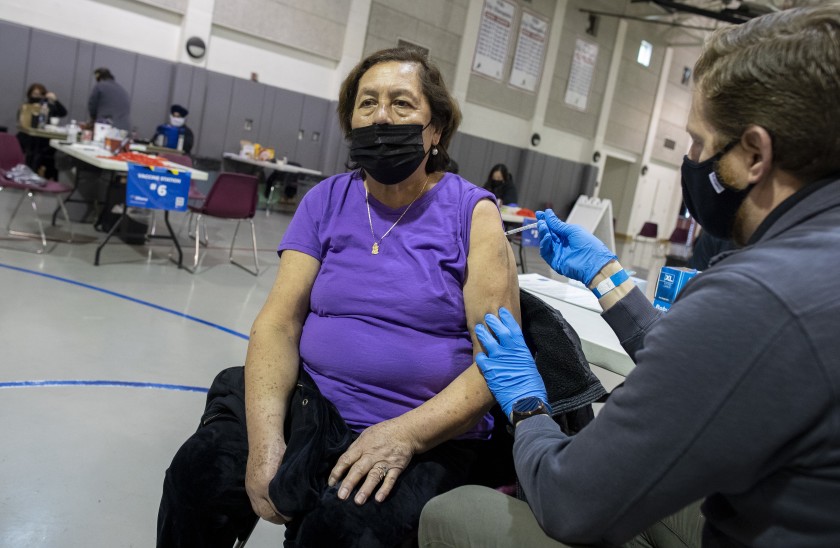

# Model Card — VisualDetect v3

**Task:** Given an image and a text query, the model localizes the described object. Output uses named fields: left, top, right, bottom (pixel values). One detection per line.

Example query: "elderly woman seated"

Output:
left=156, top=47, right=520, bottom=547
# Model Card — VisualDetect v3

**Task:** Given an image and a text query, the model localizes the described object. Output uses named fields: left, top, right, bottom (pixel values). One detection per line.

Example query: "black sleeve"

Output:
left=88, top=88, right=98, bottom=120
left=183, top=126, right=194, bottom=154
left=49, top=100, right=68, bottom=119
left=687, top=232, right=736, bottom=270
left=502, top=182, right=518, bottom=205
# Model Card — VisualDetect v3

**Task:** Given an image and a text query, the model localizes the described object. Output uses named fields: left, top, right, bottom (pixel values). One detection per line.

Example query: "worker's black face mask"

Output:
left=28, top=96, right=41, bottom=103
left=349, top=123, right=430, bottom=185
left=680, top=140, right=753, bottom=239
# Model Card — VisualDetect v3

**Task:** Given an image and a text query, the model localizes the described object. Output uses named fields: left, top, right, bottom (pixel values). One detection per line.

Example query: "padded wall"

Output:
left=449, top=132, right=596, bottom=217
left=0, top=20, right=334, bottom=173
left=0, top=20, right=594, bottom=197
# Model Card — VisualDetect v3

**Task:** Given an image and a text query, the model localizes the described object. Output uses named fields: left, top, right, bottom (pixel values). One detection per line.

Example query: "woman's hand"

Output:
left=328, top=420, right=415, bottom=505
left=245, top=445, right=292, bottom=525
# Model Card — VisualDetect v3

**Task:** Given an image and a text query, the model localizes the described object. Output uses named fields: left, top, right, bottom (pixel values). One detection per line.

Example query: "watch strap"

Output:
left=510, top=396, right=552, bottom=427
left=592, top=269, right=629, bottom=299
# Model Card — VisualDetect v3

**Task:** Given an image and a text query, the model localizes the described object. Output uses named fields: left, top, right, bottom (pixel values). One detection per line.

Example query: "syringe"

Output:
left=504, top=222, right=538, bottom=236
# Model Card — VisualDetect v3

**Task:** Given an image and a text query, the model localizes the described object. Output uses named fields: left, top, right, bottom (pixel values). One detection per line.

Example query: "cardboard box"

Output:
left=18, top=103, right=41, bottom=129
left=653, top=266, right=698, bottom=311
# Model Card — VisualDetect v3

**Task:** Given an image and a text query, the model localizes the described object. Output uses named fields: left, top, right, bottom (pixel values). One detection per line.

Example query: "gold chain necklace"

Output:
left=365, top=175, right=430, bottom=255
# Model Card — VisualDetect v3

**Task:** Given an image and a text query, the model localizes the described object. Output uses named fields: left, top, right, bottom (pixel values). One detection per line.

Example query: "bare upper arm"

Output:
left=252, top=250, right=320, bottom=335
left=462, top=199, right=520, bottom=354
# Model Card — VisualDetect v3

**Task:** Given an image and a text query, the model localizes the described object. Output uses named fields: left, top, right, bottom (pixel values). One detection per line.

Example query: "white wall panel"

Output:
left=0, top=0, right=180, bottom=62
left=206, top=28, right=337, bottom=100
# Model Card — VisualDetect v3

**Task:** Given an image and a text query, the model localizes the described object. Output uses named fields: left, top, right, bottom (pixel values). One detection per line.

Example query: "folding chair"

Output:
left=184, top=172, right=260, bottom=275
left=265, top=161, right=301, bottom=216
left=0, top=133, right=73, bottom=253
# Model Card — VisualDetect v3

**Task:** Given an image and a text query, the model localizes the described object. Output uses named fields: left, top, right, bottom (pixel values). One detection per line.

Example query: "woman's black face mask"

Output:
left=680, top=140, right=753, bottom=239
left=349, top=123, right=431, bottom=185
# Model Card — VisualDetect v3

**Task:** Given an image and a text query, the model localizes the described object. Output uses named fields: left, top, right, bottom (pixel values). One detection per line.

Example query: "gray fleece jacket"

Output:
left=514, top=175, right=840, bottom=547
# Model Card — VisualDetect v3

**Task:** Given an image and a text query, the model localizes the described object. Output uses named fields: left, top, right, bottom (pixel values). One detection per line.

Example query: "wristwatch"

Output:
left=510, top=396, right=552, bottom=427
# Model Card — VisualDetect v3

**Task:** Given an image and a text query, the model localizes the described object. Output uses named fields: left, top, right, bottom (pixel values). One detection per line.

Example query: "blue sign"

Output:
left=125, top=163, right=191, bottom=211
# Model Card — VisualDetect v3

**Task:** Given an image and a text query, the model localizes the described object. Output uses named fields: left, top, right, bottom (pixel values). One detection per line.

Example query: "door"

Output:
left=639, top=162, right=682, bottom=239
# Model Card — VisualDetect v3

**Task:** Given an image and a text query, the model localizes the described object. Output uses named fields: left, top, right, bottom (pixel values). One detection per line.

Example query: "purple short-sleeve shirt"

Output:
left=278, top=171, right=496, bottom=438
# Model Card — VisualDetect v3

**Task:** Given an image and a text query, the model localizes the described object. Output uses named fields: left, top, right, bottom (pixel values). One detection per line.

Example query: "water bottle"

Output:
left=66, top=120, right=80, bottom=143
left=38, top=102, right=49, bottom=129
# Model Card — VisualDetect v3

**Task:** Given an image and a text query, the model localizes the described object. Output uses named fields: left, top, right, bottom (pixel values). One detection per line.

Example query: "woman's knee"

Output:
left=164, top=420, right=249, bottom=506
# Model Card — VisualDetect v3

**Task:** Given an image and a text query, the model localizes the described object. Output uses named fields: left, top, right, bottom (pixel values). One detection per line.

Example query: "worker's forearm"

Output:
left=589, top=260, right=635, bottom=311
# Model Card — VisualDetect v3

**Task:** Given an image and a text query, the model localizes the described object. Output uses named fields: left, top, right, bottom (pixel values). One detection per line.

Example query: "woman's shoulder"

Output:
left=313, top=171, right=357, bottom=193
left=439, top=172, right=484, bottom=192
left=297, top=171, right=359, bottom=209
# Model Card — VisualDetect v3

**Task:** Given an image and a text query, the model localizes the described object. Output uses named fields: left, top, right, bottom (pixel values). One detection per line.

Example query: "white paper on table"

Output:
left=518, top=273, right=602, bottom=312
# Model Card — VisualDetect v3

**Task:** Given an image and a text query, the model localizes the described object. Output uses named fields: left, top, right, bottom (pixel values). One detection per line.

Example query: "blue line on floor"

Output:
left=0, top=262, right=250, bottom=340
left=0, top=379, right=208, bottom=392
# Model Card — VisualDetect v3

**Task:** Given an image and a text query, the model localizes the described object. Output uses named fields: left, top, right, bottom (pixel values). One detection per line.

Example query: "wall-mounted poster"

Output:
left=472, top=0, right=516, bottom=81
left=509, top=11, right=549, bottom=92
left=564, top=38, right=599, bottom=111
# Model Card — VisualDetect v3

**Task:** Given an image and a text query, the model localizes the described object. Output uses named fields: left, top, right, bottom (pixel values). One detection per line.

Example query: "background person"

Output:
left=483, top=163, right=518, bottom=205
left=157, top=47, right=519, bottom=547
left=16, top=83, right=68, bottom=179
left=420, top=5, right=840, bottom=547
left=686, top=229, right=736, bottom=271
left=151, top=104, right=194, bottom=154
left=87, top=67, right=131, bottom=131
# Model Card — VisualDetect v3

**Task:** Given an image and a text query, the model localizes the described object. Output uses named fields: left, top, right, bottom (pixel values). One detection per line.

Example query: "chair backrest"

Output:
left=0, top=133, right=26, bottom=171
left=200, top=172, right=259, bottom=219
left=669, top=226, right=689, bottom=245
left=638, top=221, right=659, bottom=239
left=159, top=152, right=193, bottom=168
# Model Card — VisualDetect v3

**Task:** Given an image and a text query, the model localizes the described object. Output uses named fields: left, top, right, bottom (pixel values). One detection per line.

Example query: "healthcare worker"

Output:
left=420, top=5, right=840, bottom=547
left=152, top=104, right=194, bottom=154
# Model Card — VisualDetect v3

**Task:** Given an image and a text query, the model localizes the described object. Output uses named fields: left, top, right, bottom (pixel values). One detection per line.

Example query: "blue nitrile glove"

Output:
left=536, top=209, right=616, bottom=286
left=475, top=307, right=548, bottom=420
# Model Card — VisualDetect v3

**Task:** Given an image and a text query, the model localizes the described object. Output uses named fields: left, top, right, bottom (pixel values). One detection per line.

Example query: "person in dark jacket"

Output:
left=151, top=104, right=194, bottom=154
left=16, top=83, right=68, bottom=178
left=88, top=67, right=132, bottom=131
left=483, top=163, right=518, bottom=205
left=686, top=230, right=736, bottom=270
left=420, top=5, right=840, bottom=547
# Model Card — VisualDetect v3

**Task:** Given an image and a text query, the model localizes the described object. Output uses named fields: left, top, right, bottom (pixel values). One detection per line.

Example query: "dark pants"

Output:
left=17, top=133, right=58, bottom=179
left=157, top=368, right=490, bottom=547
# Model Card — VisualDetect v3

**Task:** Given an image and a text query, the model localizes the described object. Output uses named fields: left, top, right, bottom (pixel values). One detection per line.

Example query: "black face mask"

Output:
left=28, top=96, right=42, bottom=104
left=349, top=124, right=430, bottom=185
left=680, top=140, right=752, bottom=239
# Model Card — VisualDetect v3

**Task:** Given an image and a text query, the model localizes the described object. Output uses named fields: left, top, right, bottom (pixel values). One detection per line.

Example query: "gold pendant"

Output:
left=371, top=242, right=379, bottom=255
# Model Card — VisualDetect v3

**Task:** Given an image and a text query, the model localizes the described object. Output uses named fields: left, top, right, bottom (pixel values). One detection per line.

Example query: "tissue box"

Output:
left=653, top=266, right=698, bottom=311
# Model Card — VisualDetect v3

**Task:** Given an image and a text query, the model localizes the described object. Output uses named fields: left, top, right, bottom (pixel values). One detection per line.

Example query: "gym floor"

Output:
left=0, top=185, right=664, bottom=547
